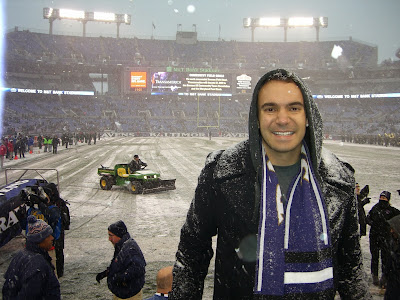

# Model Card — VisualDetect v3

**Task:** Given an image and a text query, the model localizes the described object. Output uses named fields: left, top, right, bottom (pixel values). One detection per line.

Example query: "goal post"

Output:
left=196, top=95, right=220, bottom=130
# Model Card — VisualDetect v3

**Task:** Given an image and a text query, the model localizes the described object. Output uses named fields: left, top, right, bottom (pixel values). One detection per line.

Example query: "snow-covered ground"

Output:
left=0, top=137, right=399, bottom=299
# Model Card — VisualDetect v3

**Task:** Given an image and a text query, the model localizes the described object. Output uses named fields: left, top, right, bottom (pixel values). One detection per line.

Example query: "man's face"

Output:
left=134, top=157, right=139, bottom=161
left=257, top=80, right=307, bottom=166
left=108, top=231, right=121, bottom=246
left=38, top=234, right=54, bottom=252
left=380, top=195, right=388, bottom=201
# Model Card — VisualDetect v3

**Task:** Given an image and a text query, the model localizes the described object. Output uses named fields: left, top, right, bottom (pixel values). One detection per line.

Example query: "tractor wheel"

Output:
left=129, top=181, right=143, bottom=194
left=100, top=176, right=112, bottom=190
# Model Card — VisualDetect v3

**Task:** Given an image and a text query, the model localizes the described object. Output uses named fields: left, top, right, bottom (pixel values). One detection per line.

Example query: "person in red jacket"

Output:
left=7, top=139, right=13, bottom=160
left=0, top=140, right=7, bottom=169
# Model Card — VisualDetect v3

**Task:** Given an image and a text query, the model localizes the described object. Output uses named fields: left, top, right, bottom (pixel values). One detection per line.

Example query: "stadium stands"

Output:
left=2, top=29, right=400, bottom=145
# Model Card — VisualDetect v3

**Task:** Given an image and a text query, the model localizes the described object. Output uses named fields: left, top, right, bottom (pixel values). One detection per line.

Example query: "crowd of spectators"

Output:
left=2, top=29, right=400, bottom=147
left=6, top=29, right=378, bottom=69
left=2, top=91, right=399, bottom=147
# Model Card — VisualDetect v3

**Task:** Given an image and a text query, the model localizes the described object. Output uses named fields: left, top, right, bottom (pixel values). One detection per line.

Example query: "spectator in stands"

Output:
left=145, top=266, right=173, bottom=300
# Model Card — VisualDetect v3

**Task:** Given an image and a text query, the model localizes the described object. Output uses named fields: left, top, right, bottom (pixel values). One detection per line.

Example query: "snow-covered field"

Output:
left=0, top=136, right=399, bottom=299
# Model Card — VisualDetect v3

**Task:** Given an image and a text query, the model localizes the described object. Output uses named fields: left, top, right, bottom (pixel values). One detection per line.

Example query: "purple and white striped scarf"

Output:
left=254, top=143, right=333, bottom=296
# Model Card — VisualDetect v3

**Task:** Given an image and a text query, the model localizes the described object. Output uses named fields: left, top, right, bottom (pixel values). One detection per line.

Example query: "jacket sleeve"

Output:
left=365, top=208, right=374, bottom=225
left=335, top=182, right=372, bottom=299
left=170, top=151, right=222, bottom=300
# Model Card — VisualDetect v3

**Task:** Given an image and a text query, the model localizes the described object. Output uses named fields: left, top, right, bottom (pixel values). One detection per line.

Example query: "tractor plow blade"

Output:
left=142, top=179, right=176, bottom=194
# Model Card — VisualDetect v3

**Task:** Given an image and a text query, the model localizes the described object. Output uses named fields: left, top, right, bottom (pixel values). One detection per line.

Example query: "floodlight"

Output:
left=43, top=7, right=131, bottom=37
left=94, top=12, right=116, bottom=22
left=258, top=17, right=281, bottom=27
left=243, top=15, right=328, bottom=42
left=59, top=9, right=85, bottom=20
left=288, top=17, right=314, bottom=27
left=43, top=7, right=54, bottom=19
left=243, top=18, right=252, bottom=28
left=318, top=17, right=328, bottom=28
left=124, top=14, right=131, bottom=25
left=116, top=14, right=131, bottom=25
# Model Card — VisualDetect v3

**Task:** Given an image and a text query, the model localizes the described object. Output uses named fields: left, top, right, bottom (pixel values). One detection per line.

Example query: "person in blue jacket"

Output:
left=2, top=215, right=60, bottom=299
left=96, top=220, right=146, bottom=300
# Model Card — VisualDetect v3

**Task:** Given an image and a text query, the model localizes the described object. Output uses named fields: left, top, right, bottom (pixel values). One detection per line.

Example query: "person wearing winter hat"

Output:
left=2, top=215, right=60, bottom=299
left=367, top=191, right=400, bottom=287
left=96, top=220, right=146, bottom=300
left=384, top=215, right=400, bottom=299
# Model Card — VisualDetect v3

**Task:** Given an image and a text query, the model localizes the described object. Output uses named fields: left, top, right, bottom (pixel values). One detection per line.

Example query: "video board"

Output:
left=124, top=68, right=255, bottom=96
left=150, top=71, right=232, bottom=96
left=235, top=73, right=252, bottom=94
left=130, top=71, right=147, bottom=92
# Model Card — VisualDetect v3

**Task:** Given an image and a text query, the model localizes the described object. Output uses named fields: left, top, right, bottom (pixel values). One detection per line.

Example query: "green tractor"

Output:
left=97, top=164, right=176, bottom=194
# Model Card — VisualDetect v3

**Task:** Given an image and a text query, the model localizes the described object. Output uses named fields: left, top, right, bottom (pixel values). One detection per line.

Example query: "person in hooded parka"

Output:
left=170, top=68, right=371, bottom=300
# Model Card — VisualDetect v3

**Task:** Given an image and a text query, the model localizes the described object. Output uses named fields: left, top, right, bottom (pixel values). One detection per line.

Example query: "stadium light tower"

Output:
left=243, top=16, right=328, bottom=42
left=43, top=7, right=131, bottom=38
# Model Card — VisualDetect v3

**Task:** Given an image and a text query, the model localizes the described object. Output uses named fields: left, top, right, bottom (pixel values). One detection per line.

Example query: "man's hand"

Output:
left=96, top=269, right=108, bottom=283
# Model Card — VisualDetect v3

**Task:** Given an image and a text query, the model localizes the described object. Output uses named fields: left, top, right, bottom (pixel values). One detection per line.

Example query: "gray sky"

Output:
left=4, top=0, right=400, bottom=63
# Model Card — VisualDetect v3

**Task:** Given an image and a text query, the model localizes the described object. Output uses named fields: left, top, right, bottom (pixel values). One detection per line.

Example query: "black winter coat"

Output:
left=384, top=238, right=400, bottom=300
left=107, top=233, right=146, bottom=298
left=367, top=200, right=400, bottom=240
left=171, top=140, right=370, bottom=300
left=2, top=241, right=60, bottom=300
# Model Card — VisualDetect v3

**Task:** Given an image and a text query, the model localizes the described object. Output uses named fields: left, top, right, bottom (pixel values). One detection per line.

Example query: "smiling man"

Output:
left=171, top=68, right=371, bottom=299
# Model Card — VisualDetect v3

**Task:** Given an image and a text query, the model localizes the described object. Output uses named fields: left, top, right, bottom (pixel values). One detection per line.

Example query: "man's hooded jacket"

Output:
left=171, top=69, right=371, bottom=300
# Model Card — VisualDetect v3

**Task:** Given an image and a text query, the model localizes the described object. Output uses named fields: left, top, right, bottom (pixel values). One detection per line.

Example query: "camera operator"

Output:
left=20, top=185, right=63, bottom=277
